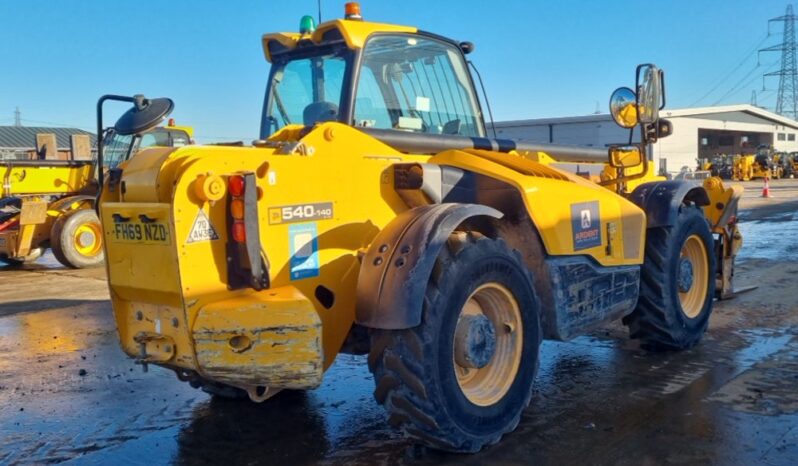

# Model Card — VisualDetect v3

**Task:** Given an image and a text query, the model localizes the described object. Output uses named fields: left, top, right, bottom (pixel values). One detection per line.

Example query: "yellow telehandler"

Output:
left=98, top=5, right=743, bottom=452
left=0, top=97, right=191, bottom=267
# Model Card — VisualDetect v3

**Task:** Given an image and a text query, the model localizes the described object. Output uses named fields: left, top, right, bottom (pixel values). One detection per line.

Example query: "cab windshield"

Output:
left=355, top=34, right=484, bottom=137
left=264, top=50, right=348, bottom=134
left=262, top=33, right=485, bottom=138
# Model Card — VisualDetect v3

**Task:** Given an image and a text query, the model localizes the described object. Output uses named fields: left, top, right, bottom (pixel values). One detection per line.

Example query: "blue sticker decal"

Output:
left=289, top=223, right=319, bottom=280
left=571, top=201, right=601, bottom=250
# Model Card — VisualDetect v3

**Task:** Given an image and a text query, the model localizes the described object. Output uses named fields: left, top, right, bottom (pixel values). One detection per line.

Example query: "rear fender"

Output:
left=47, top=195, right=96, bottom=214
left=630, top=180, right=710, bottom=228
left=355, top=203, right=502, bottom=330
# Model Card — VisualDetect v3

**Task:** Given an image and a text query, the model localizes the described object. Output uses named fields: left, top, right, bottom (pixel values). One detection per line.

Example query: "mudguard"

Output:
left=630, top=180, right=710, bottom=228
left=355, top=203, right=502, bottom=329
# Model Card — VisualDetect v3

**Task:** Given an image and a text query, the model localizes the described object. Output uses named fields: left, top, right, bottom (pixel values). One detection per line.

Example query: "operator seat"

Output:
left=303, top=101, right=339, bottom=127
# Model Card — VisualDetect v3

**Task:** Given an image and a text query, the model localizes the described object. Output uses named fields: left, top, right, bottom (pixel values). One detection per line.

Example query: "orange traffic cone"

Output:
left=761, top=176, right=773, bottom=198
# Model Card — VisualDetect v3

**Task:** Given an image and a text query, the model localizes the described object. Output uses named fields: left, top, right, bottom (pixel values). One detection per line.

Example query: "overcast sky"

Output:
left=0, top=0, right=790, bottom=141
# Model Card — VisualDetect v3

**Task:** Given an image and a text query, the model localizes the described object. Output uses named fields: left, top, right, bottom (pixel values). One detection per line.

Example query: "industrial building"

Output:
left=0, top=126, right=95, bottom=160
left=494, top=104, right=798, bottom=175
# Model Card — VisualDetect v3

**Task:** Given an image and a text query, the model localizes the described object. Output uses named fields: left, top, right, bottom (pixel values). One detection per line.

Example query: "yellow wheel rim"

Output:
left=678, top=234, right=709, bottom=318
left=73, top=221, right=102, bottom=257
left=453, top=283, right=523, bottom=407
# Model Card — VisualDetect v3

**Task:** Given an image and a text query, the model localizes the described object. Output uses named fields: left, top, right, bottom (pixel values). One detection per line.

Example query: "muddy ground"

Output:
left=1, top=179, right=797, bottom=465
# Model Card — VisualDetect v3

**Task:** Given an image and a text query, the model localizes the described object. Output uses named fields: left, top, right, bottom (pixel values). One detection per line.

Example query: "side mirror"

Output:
left=636, top=64, right=664, bottom=124
left=459, top=41, right=474, bottom=55
left=113, top=96, right=175, bottom=135
left=96, top=94, right=174, bottom=187
left=608, top=145, right=643, bottom=169
left=609, top=87, right=638, bottom=128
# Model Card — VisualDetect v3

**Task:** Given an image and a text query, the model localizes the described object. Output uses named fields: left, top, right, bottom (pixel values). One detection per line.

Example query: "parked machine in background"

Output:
left=732, top=154, right=755, bottom=181
left=96, top=6, right=744, bottom=452
left=698, top=154, right=733, bottom=180
left=775, top=151, right=795, bottom=178
left=752, top=144, right=782, bottom=180
left=0, top=110, right=192, bottom=267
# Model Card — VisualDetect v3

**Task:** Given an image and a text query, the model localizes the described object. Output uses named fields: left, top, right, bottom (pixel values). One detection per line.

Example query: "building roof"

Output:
left=0, top=126, right=96, bottom=150
left=495, top=104, right=798, bottom=130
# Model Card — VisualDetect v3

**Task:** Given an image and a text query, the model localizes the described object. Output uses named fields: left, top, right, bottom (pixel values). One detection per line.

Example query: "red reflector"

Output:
left=232, top=221, right=246, bottom=243
left=229, top=175, right=245, bottom=197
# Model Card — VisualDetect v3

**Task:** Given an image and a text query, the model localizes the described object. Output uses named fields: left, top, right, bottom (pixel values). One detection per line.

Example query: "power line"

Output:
left=712, top=60, right=779, bottom=105
left=690, top=33, right=770, bottom=107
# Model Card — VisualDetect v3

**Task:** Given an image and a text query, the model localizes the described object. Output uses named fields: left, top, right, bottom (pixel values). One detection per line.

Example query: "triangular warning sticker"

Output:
left=186, top=209, right=220, bottom=244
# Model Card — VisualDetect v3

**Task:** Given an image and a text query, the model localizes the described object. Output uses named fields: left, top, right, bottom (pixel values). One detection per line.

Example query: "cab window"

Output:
left=354, top=34, right=485, bottom=137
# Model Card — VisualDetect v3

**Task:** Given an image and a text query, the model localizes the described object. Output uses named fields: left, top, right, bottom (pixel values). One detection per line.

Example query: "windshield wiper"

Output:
left=272, top=84, right=291, bottom=127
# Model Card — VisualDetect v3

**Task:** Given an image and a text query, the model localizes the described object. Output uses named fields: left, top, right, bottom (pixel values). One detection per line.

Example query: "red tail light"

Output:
left=228, top=175, right=245, bottom=197
left=232, top=222, right=246, bottom=243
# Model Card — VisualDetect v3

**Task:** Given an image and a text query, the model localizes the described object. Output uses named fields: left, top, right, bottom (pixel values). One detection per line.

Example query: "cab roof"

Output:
left=261, top=19, right=417, bottom=62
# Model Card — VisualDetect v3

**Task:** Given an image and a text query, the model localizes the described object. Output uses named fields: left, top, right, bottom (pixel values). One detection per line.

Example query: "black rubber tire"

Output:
left=1, top=247, right=44, bottom=266
left=368, top=235, right=541, bottom=452
left=623, top=206, right=716, bottom=351
left=51, top=209, right=104, bottom=268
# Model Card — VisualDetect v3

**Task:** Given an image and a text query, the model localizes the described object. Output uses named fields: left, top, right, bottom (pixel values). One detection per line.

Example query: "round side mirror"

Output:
left=114, top=96, right=174, bottom=136
left=609, top=87, right=638, bottom=129
left=636, top=64, right=662, bottom=124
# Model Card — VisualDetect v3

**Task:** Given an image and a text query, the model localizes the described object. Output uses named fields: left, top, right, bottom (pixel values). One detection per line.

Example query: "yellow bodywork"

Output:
left=0, top=161, right=95, bottom=198
left=262, top=19, right=416, bottom=62
left=1, top=124, right=194, bottom=263
left=1, top=162, right=96, bottom=260
left=100, top=18, right=734, bottom=398
left=101, top=122, right=650, bottom=392
left=732, top=155, right=754, bottom=181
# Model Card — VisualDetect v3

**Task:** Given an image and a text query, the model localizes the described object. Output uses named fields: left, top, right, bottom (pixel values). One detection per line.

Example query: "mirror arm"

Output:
left=599, top=155, right=649, bottom=191
left=95, top=94, right=150, bottom=187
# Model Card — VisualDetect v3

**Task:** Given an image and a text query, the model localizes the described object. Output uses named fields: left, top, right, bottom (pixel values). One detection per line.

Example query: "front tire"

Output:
left=51, top=209, right=104, bottom=268
left=1, top=247, right=44, bottom=266
left=624, top=206, right=716, bottom=350
left=368, top=235, right=541, bottom=452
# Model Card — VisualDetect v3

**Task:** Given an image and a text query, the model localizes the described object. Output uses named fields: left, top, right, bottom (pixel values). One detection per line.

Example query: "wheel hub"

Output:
left=454, top=314, right=496, bottom=369
left=78, top=231, right=95, bottom=248
left=678, top=257, right=694, bottom=292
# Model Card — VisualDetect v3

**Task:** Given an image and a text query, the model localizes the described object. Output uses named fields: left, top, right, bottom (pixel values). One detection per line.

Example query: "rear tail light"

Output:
left=228, top=175, right=245, bottom=197
left=226, top=172, right=269, bottom=290
left=232, top=222, right=246, bottom=243
left=228, top=177, right=247, bottom=243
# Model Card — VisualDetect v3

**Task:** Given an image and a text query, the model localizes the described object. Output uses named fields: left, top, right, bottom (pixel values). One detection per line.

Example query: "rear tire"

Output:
left=51, top=209, right=104, bottom=268
left=624, top=206, right=716, bottom=350
left=368, top=235, right=541, bottom=452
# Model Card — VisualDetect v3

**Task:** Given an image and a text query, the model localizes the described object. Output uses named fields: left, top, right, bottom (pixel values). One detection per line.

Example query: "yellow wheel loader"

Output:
left=98, top=5, right=743, bottom=452
left=732, top=154, right=755, bottom=181
left=0, top=96, right=191, bottom=268
left=751, top=144, right=781, bottom=180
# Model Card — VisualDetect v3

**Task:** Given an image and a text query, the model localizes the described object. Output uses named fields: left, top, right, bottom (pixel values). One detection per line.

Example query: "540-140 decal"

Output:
left=268, top=202, right=333, bottom=225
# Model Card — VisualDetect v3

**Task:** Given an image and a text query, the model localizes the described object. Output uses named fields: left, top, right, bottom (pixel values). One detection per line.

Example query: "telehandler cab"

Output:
left=99, top=4, right=743, bottom=452
left=0, top=95, right=191, bottom=268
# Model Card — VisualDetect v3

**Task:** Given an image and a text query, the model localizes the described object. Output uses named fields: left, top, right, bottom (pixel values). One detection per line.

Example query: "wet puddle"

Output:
left=737, top=209, right=798, bottom=261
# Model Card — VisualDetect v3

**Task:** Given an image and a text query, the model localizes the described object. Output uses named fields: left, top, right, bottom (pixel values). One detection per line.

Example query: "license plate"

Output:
left=110, top=221, right=171, bottom=245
